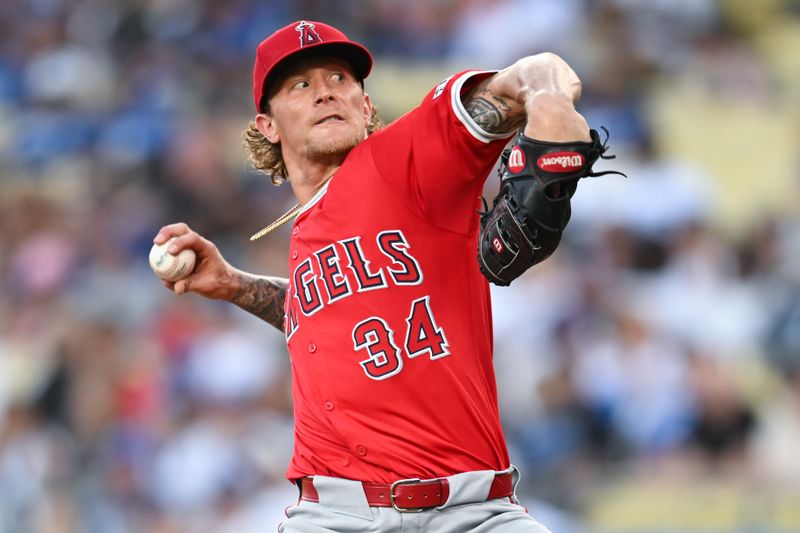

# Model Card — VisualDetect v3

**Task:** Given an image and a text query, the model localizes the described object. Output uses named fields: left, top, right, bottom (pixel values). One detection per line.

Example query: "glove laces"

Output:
left=585, top=126, right=627, bottom=178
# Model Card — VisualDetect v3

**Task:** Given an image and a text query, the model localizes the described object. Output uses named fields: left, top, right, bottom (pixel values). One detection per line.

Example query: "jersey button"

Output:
left=324, top=401, right=334, bottom=411
left=357, top=445, right=368, bottom=457
left=291, top=250, right=299, bottom=259
left=308, top=342, right=317, bottom=353
left=292, top=227, right=299, bottom=236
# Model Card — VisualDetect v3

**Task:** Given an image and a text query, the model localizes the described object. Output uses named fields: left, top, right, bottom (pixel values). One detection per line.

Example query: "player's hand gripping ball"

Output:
left=149, top=237, right=196, bottom=282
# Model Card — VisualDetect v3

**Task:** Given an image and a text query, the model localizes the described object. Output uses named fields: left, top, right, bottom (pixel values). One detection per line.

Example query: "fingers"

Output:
left=154, top=223, right=200, bottom=296
left=161, top=272, right=191, bottom=295
left=152, top=223, right=228, bottom=299
left=154, top=222, right=191, bottom=245
left=153, top=223, right=209, bottom=255
left=174, top=278, right=189, bottom=295
left=168, top=232, right=205, bottom=255
left=161, top=278, right=184, bottom=296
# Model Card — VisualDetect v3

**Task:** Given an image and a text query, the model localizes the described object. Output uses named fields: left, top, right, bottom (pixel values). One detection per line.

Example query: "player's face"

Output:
left=261, top=57, right=372, bottom=166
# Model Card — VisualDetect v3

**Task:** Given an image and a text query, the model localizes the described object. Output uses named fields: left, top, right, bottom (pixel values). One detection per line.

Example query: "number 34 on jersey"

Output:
left=353, top=295, right=450, bottom=380
left=284, top=229, right=451, bottom=381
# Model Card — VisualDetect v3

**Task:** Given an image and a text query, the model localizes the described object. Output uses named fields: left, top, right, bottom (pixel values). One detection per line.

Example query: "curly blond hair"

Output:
left=242, top=105, right=384, bottom=185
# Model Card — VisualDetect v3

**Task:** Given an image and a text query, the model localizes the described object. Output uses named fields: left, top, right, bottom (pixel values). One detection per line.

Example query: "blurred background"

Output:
left=1, top=0, right=799, bottom=531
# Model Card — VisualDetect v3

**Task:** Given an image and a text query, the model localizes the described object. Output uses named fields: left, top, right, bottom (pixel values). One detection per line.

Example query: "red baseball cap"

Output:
left=252, top=20, right=373, bottom=112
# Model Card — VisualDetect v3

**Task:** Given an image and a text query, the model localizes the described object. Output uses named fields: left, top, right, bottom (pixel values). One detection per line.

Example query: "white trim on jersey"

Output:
left=450, top=70, right=516, bottom=144
left=296, top=176, right=334, bottom=217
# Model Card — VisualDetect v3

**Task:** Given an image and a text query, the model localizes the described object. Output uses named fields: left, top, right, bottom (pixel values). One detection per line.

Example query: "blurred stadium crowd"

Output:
left=1, top=0, right=800, bottom=532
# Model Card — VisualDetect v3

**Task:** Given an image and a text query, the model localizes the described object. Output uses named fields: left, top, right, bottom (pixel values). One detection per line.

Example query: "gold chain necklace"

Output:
left=250, top=175, right=335, bottom=241
left=249, top=202, right=301, bottom=241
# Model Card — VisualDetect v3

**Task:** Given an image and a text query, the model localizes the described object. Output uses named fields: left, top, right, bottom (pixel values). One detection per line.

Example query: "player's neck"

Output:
left=286, top=160, right=341, bottom=206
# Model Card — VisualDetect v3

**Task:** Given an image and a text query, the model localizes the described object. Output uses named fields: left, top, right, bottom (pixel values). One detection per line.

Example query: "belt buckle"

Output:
left=389, top=478, right=425, bottom=513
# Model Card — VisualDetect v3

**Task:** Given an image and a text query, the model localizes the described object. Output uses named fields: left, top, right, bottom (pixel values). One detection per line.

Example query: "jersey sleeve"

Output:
left=367, top=70, right=515, bottom=235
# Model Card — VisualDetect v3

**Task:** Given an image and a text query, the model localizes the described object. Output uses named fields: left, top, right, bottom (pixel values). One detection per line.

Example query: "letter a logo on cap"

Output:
left=296, top=21, right=322, bottom=47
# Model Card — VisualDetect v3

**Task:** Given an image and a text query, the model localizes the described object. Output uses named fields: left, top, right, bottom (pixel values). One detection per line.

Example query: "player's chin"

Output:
left=307, top=129, right=363, bottom=158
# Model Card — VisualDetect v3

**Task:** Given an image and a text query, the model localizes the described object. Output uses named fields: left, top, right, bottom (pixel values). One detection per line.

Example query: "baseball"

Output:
left=149, top=238, right=196, bottom=282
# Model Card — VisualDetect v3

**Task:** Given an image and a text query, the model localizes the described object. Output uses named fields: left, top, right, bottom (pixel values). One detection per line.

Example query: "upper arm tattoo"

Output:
left=463, top=84, right=525, bottom=135
left=232, top=273, right=288, bottom=332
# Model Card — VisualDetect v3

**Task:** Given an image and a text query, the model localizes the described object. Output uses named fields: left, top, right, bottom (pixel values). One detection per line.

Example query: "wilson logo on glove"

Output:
left=537, top=152, right=584, bottom=172
left=507, top=146, right=526, bottom=173
left=492, top=237, right=504, bottom=253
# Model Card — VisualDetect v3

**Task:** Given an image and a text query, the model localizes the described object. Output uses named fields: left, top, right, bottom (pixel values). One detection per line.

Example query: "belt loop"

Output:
left=311, top=475, right=374, bottom=520
left=508, top=464, right=521, bottom=505
left=437, top=470, right=496, bottom=510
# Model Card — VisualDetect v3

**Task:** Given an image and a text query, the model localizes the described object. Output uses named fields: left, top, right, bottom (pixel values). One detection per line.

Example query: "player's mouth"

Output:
left=314, top=114, right=345, bottom=125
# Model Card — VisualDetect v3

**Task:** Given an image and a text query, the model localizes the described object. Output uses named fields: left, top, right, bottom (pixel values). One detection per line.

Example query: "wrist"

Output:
left=219, top=266, right=244, bottom=302
left=523, top=92, right=589, bottom=143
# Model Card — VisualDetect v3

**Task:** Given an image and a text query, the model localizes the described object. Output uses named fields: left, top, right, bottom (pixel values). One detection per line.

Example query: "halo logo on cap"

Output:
left=296, top=21, right=322, bottom=47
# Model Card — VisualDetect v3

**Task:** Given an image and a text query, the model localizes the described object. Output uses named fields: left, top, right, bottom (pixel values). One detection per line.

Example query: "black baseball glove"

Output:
left=478, top=127, right=624, bottom=286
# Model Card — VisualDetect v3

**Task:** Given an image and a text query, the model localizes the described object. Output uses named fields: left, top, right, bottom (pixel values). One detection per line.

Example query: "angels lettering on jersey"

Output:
left=284, top=229, right=450, bottom=381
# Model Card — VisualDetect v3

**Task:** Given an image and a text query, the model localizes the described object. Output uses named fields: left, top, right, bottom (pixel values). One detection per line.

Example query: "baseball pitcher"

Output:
left=153, top=19, right=619, bottom=533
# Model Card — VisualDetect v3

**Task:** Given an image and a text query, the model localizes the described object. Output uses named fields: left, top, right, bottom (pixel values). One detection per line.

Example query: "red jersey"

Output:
left=283, top=70, right=514, bottom=483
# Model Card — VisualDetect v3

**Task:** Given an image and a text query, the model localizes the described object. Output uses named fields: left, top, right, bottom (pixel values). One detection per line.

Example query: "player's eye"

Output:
left=331, top=72, right=344, bottom=82
left=291, top=80, right=310, bottom=90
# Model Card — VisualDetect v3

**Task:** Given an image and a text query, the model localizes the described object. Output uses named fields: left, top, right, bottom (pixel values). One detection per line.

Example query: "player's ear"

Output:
left=362, top=93, right=372, bottom=126
left=255, top=113, right=280, bottom=144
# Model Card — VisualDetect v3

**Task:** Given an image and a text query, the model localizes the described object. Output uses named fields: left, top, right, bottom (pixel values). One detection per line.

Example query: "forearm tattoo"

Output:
left=464, top=86, right=525, bottom=134
left=232, top=274, right=288, bottom=332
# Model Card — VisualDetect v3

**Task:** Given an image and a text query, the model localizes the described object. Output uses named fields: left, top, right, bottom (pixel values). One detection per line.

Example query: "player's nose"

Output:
left=313, top=76, right=339, bottom=104
left=314, top=88, right=336, bottom=105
